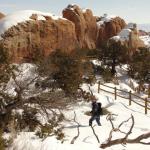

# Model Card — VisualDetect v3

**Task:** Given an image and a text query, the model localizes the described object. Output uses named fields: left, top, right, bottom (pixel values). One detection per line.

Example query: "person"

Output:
left=89, top=96, right=102, bottom=126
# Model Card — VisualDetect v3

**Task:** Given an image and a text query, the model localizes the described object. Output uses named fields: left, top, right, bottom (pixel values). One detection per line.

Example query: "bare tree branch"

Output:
left=100, top=114, right=150, bottom=149
left=70, top=111, right=80, bottom=144
left=91, top=125, right=100, bottom=143
left=88, top=85, right=93, bottom=96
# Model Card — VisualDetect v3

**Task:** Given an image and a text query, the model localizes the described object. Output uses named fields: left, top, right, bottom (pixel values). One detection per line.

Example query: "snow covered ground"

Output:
left=0, top=63, right=147, bottom=150
left=9, top=64, right=150, bottom=150
left=10, top=84, right=150, bottom=150
left=140, top=35, right=150, bottom=47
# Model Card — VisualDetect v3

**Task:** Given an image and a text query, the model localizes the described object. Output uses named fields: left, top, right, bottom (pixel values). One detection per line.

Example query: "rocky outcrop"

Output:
left=63, top=4, right=98, bottom=49
left=1, top=15, right=78, bottom=62
left=0, top=5, right=145, bottom=63
left=111, top=23, right=145, bottom=53
left=0, top=12, right=5, bottom=19
left=129, top=24, right=145, bottom=51
left=96, top=16, right=126, bottom=48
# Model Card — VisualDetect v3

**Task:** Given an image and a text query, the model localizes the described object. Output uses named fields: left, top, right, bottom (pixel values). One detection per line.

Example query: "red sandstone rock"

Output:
left=63, top=4, right=98, bottom=49
left=0, top=5, right=145, bottom=63
left=1, top=16, right=78, bottom=62
left=0, top=12, right=5, bottom=19
left=96, top=16, right=126, bottom=48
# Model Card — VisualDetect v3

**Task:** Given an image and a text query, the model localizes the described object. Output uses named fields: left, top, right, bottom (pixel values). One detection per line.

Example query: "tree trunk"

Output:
left=111, top=59, right=116, bottom=76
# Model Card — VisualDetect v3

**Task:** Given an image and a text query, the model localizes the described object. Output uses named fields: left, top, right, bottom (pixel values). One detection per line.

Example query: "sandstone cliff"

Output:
left=0, top=11, right=78, bottom=62
left=129, top=24, right=145, bottom=50
left=111, top=23, right=145, bottom=53
left=96, top=14, right=126, bottom=48
left=0, top=6, right=145, bottom=63
left=63, top=4, right=98, bottom=49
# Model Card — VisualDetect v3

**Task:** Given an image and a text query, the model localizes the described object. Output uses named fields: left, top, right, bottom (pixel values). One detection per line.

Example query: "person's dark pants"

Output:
left=89, top=115, right=101, bottom=126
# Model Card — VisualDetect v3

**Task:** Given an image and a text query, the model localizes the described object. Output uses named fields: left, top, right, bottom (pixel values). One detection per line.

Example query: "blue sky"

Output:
left=0, top=0, right=150, bottom=23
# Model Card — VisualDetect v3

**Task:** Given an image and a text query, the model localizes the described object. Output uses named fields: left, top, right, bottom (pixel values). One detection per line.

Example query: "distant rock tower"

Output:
left=128, top=23, right=144, bottom=52
left=0, top=12, right=5, bottom=19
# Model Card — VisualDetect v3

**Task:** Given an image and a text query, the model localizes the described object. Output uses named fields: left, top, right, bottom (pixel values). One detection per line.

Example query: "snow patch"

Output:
left=97, top=14, right=116, bottom=27
left=118, top=28, right=131, bottom=41
left=111, top=23, right=138, bottom=42
left=140, top=35, right=150, bottom=47
left=111, top=35, right=121, bottom=42
left=111, top=27, right=132, bottom=42
left=82, top=8, right=88, bottom=13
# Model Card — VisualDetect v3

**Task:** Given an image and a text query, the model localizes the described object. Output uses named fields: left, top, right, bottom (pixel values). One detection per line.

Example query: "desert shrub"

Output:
left=102, top=68, right=113, bottom=82
left=54, top=128, right=65, bottom=141
left=36, top=123, right=54, bottom=138
left=76, top=89, right=93, bottom=102
left=15, top=109, right=40, bottom=132
left=102, top=107, right=111, bottom=115
left=83, top=75, right=96, bottom=85
left=84, top=107, right=111, bottom=116
left=82, top=61, right=95, bottom=85
left=93, top=65, right=104, bottom=75
left=0, top=44, right=9, bottom=64
left=36, top=113, right=65, bottom=141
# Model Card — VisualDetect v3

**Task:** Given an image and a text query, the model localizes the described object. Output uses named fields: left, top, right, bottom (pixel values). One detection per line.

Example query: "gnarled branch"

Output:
left=100, top=114, right=150, bottom=149
left=70, top=111, right=80, bottom=144
left=91, top=125, right=100, bottom=143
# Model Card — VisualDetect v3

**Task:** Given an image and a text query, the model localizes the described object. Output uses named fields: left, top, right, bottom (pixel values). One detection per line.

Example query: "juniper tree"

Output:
left=128, top=47, right=150, bottom=90
left=98, top=40, right=128, bottom=76
left=48, top=50, right=83, bottom=96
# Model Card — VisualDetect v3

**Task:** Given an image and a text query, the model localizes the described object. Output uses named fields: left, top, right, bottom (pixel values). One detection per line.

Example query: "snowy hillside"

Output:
left=9, top=64, right=150, bottom=150
left=0, top=10, right=63, bottom=38
left=10, top=84, right=150, bottom=150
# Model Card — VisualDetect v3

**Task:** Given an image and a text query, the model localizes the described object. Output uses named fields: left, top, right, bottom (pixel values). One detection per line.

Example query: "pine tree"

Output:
left=128, top=47, right=150, bottom=85
left=0, top=44, right=8, bottom=64
left=50, top=50, right=83, bottom=95
left=98, top=40, right=128, bottom=76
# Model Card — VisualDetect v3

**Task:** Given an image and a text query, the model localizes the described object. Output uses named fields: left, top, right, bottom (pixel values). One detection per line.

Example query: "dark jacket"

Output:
left=91, top=102, right=101, bottom=116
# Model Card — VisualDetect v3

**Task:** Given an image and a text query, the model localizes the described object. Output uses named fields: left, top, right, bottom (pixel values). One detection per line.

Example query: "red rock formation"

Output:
left=128, top=26, right=145, bottom=52
left=110, top=23, right=145, bottom=54
left=97, top=16, right=126, bottom=48
left=1, top=16, right=78, bottom=62
left=1, top=5, right=143, bottom=63
left=63, top=4, right=98, bottom=49
left=0, top=12, right=5, bottom=19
